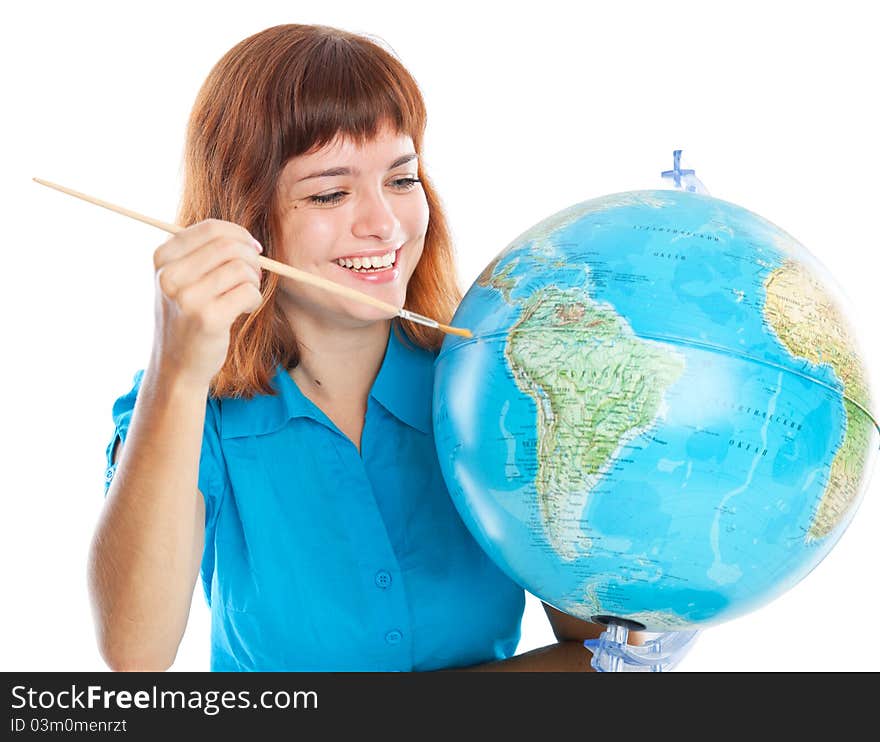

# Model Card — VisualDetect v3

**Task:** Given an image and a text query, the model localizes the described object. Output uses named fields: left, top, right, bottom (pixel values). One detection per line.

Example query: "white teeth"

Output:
left=336, top=248, right=397, bottom=271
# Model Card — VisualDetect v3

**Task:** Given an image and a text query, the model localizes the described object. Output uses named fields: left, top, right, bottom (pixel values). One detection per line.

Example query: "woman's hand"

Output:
left=150, top=218, right=264, bottom=389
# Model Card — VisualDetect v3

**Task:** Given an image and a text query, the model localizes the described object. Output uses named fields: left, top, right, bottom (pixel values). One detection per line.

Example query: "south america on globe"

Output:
left=432, top=189, right=879, bottom=632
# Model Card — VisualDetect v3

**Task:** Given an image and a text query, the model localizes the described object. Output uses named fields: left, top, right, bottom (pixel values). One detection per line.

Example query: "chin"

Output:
left=343, top=299, right=403, bottom=325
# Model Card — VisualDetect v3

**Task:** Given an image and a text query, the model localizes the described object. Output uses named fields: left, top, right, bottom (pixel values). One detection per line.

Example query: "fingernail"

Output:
left=252, top=240, right=263, bottom=253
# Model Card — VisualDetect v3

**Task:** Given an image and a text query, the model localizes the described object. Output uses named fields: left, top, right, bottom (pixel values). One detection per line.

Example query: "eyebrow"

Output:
left=296, top=153, right=418, bottom=183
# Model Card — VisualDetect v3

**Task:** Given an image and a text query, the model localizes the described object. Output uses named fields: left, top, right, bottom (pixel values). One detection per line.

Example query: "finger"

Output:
left=153, top=218, right=260, bottom=270
left=175, top=258, right=263, bottom=317
left=213, top=282, right=265, bottom=327
left=158, top=236, right=261, bottom=297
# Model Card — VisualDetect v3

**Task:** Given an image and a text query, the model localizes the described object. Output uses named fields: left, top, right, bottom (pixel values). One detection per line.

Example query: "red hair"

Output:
left=175, top=24, right=461, bottom=398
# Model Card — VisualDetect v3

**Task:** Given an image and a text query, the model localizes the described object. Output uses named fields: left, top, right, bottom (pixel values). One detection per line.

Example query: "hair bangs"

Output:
left=289, top=32, right=425, bottom=159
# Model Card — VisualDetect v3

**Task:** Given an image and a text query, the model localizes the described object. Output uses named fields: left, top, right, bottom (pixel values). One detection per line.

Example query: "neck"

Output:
left=287, top=313, right=393, bottom=407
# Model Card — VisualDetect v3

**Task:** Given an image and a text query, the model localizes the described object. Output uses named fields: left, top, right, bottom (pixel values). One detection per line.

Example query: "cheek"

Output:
left=404, top=198, right=430, bottom=265
left=303, top=215, right=339, bottom=243
left=278, top=214, right=338, bottom=263
left=403, top=194, right=430, bottom=240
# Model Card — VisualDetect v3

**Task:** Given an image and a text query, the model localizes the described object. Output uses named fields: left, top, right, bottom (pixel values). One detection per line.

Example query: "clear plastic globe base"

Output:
left=581, top=149, right=709, bottom=672
left=584, top=618, right=700, bottom=672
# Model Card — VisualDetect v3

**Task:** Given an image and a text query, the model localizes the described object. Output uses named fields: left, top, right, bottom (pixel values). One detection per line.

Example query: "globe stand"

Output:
left=583, top=617, right=700, bottom=672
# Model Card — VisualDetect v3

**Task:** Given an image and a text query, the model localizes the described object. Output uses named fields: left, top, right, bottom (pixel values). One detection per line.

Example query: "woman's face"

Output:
left=273, top=122, right=429, bottom=327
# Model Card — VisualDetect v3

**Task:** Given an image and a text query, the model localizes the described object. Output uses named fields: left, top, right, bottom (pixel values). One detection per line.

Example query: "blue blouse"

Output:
left=103, top=321, right=525, bottom=671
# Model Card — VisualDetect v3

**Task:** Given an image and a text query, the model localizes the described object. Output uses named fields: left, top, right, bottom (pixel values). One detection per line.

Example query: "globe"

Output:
left=432, top=189, right=879, bottom=633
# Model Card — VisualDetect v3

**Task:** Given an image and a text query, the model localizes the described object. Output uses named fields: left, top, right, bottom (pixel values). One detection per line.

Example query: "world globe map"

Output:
left=432, top=189, right=879, bottom=633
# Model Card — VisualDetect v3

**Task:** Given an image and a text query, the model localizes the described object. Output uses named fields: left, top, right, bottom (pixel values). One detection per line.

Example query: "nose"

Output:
left=351, top=187, right=399, bottom=243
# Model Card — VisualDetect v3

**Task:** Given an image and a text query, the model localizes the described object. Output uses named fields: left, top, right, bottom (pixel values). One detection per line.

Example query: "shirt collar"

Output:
left=220, top=319, right=436, bottom=440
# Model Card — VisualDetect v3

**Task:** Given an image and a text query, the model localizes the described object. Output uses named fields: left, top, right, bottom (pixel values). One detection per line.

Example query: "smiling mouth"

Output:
left=333, top=247, right=399, bottom=273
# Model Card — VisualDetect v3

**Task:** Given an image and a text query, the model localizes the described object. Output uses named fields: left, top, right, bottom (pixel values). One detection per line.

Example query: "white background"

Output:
left=3, top=0, right=878, bottom=672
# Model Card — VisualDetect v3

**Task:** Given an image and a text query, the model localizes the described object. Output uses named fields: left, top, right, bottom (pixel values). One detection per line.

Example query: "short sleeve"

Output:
left=102, top=370, right=229, bottom=605
left=103, top=370, right=144, bottom=493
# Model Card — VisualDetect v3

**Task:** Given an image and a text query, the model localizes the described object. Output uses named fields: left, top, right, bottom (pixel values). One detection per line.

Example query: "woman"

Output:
left=88, top=23, right=606, bottom=671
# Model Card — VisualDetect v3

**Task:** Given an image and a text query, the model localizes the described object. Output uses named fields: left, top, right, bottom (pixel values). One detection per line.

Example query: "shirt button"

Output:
left=385, top=630, right=402, bottom=645
left=374, top=570, right=392, bottom=589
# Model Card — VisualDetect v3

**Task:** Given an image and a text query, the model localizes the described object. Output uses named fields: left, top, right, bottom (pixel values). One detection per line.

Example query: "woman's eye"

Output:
left=309, top=191, right=347, bottom=205
left=307, top=177, right=421, bottom=206
left=391, top=177, right=421, bottom=191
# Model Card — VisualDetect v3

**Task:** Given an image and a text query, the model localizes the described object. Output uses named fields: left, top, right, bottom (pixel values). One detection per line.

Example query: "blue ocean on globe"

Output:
left=432, top=189, right=879, bottom=632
